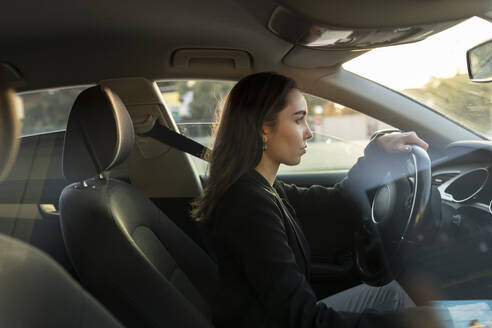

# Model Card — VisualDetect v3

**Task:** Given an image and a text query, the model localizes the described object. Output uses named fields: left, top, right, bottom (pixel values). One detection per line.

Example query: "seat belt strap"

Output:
left=139, top=122, right=211, bottom=162
left=139, top=122, right=217, bottom=259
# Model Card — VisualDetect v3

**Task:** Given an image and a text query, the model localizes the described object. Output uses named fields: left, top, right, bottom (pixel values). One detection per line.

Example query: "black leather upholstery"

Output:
left=0, top=233, right=123, bottom=328
left=62, top=86, right=134, bottom=182
left=59, top=86, right=218, bottom=328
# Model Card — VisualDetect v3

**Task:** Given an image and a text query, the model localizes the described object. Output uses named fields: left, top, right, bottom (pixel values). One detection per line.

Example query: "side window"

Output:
left=280, top=94, right=395, bottom=174
left=157, top=81, right=394, bottom=175
left=158, top=81, right=234, bottom=174
left=18, top=86, right=88, bottom=136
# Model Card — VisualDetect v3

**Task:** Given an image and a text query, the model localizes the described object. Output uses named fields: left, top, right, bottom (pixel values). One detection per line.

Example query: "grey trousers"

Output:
left=319, top=280, right=416, bottom=313
left=320, top=282, right=457, bottom=327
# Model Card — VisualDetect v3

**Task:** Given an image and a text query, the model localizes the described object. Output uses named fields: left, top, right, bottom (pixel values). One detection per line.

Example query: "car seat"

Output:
left=59, top=85, right=218, bottom=328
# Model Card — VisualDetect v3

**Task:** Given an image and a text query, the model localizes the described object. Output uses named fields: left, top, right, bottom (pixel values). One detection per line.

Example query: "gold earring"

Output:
left=263, top=143, right=267, bottom=151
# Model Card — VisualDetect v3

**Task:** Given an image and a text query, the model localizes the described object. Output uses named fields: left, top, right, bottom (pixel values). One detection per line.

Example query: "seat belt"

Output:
left=138, top=120, right=217, bottom=261
left=138, top=121, right=211, bottom=162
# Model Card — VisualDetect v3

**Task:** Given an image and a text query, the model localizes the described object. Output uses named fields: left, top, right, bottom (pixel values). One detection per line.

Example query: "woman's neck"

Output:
left=255, top=157, right=279, bottom=186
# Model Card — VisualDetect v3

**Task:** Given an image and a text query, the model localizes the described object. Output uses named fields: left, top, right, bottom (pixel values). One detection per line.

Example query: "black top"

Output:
left=209, top=140, right=407, bottom=328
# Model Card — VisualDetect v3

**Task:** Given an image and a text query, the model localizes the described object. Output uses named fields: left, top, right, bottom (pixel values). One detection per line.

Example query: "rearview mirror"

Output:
left=467, top=38, right=492, bottom=83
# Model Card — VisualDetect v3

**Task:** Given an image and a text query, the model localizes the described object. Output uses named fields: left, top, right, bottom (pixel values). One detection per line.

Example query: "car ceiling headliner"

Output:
left=1, top=0, right=490, bottom=91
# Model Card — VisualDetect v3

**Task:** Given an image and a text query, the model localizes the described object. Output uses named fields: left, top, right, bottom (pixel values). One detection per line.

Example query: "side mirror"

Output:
left=467, top=38, right=492, bottom=83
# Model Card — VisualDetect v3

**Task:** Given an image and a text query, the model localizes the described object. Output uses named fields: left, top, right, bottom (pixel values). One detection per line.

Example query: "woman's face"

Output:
left=263, top=89, right=313, bottom=166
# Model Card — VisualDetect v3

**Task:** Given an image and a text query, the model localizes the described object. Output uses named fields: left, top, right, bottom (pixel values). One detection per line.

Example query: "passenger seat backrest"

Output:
left=59, top=85, right=218, bottom=328
left=0, top=233, right=124, bottom=328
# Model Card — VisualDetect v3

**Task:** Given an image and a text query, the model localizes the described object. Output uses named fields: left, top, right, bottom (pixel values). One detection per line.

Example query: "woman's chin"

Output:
left=284, top=157, right=302, bottom=166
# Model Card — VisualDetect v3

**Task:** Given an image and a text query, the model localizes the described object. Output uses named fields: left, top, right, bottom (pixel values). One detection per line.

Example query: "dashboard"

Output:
left=433, top=141, right=492, bottom=218
left=434, top=166, right=491, bottom=212
left=402, top=140, right=492, bottom=300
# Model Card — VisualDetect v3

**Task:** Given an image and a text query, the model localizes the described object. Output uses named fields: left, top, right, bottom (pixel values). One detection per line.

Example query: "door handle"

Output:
left=38, top=204, right=59, bottom=221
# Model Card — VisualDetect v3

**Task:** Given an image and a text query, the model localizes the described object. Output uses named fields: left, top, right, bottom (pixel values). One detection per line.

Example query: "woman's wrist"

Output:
left=369, top=129, right=402, bottom=142
left=365, top=129, right=401, bottom=157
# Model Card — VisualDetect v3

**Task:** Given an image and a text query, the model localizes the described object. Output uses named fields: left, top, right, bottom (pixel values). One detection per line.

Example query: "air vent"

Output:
left=432, top=172, right=459, bottom=186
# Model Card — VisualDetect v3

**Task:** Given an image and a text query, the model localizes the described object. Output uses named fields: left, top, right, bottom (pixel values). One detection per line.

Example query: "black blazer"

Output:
left=209, top=141, right=408, bottom=328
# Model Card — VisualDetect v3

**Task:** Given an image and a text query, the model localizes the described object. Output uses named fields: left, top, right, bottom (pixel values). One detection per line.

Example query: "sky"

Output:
left=343, top=17, right=492, bottom=91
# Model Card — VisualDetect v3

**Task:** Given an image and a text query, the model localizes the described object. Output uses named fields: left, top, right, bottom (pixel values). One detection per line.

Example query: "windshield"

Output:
left=344, top=17, right=492, bottom=139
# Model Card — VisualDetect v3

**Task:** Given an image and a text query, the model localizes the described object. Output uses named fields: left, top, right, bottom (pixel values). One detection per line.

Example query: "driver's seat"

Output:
left=59, top=85, right=218, bottom=328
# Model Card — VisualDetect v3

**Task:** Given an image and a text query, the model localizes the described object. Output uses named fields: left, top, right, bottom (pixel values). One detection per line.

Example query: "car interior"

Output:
left=0, top=0, right=491, bottom=327
left=0, top=73, right=123, bottom=327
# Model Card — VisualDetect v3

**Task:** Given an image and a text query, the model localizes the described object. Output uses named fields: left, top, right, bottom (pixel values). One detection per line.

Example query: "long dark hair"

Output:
left=191, top=72, right=297, bottom=221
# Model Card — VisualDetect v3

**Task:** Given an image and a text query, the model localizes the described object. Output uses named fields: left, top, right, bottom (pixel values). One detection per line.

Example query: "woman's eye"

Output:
left=295, top=117, right=303, bottom=124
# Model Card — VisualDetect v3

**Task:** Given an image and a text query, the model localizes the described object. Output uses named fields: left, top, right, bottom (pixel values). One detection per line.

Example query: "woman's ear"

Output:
left=262, top=124, right=271, bottom=143
left=261, top=125, right=270, bottom=152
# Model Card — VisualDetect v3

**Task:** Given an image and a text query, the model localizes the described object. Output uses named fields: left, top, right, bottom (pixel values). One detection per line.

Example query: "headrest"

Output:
left=0, top=71, right=20, bottom=182
left=62, top=86, right=135, bottom=182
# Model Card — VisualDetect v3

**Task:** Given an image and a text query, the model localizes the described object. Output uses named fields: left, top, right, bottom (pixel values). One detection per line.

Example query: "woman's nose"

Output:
left=305, top=125, right=313, bottom=140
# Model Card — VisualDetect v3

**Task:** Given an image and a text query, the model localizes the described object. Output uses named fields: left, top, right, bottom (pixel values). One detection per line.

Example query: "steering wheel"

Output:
left=354, top=145, right=432, bottom=286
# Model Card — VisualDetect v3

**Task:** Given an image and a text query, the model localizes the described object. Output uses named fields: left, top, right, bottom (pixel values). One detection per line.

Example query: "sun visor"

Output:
left=269, top=5, right=479, bottom=50
left=277, top=0, right=492, bottom=29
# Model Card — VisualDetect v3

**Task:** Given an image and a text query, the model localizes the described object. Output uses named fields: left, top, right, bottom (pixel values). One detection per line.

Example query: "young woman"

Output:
left=192, top=72, right=431, bottom=328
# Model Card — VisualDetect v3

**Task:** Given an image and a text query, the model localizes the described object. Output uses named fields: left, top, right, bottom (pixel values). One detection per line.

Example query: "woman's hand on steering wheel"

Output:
left=377, top=131, right=429, bottom=153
